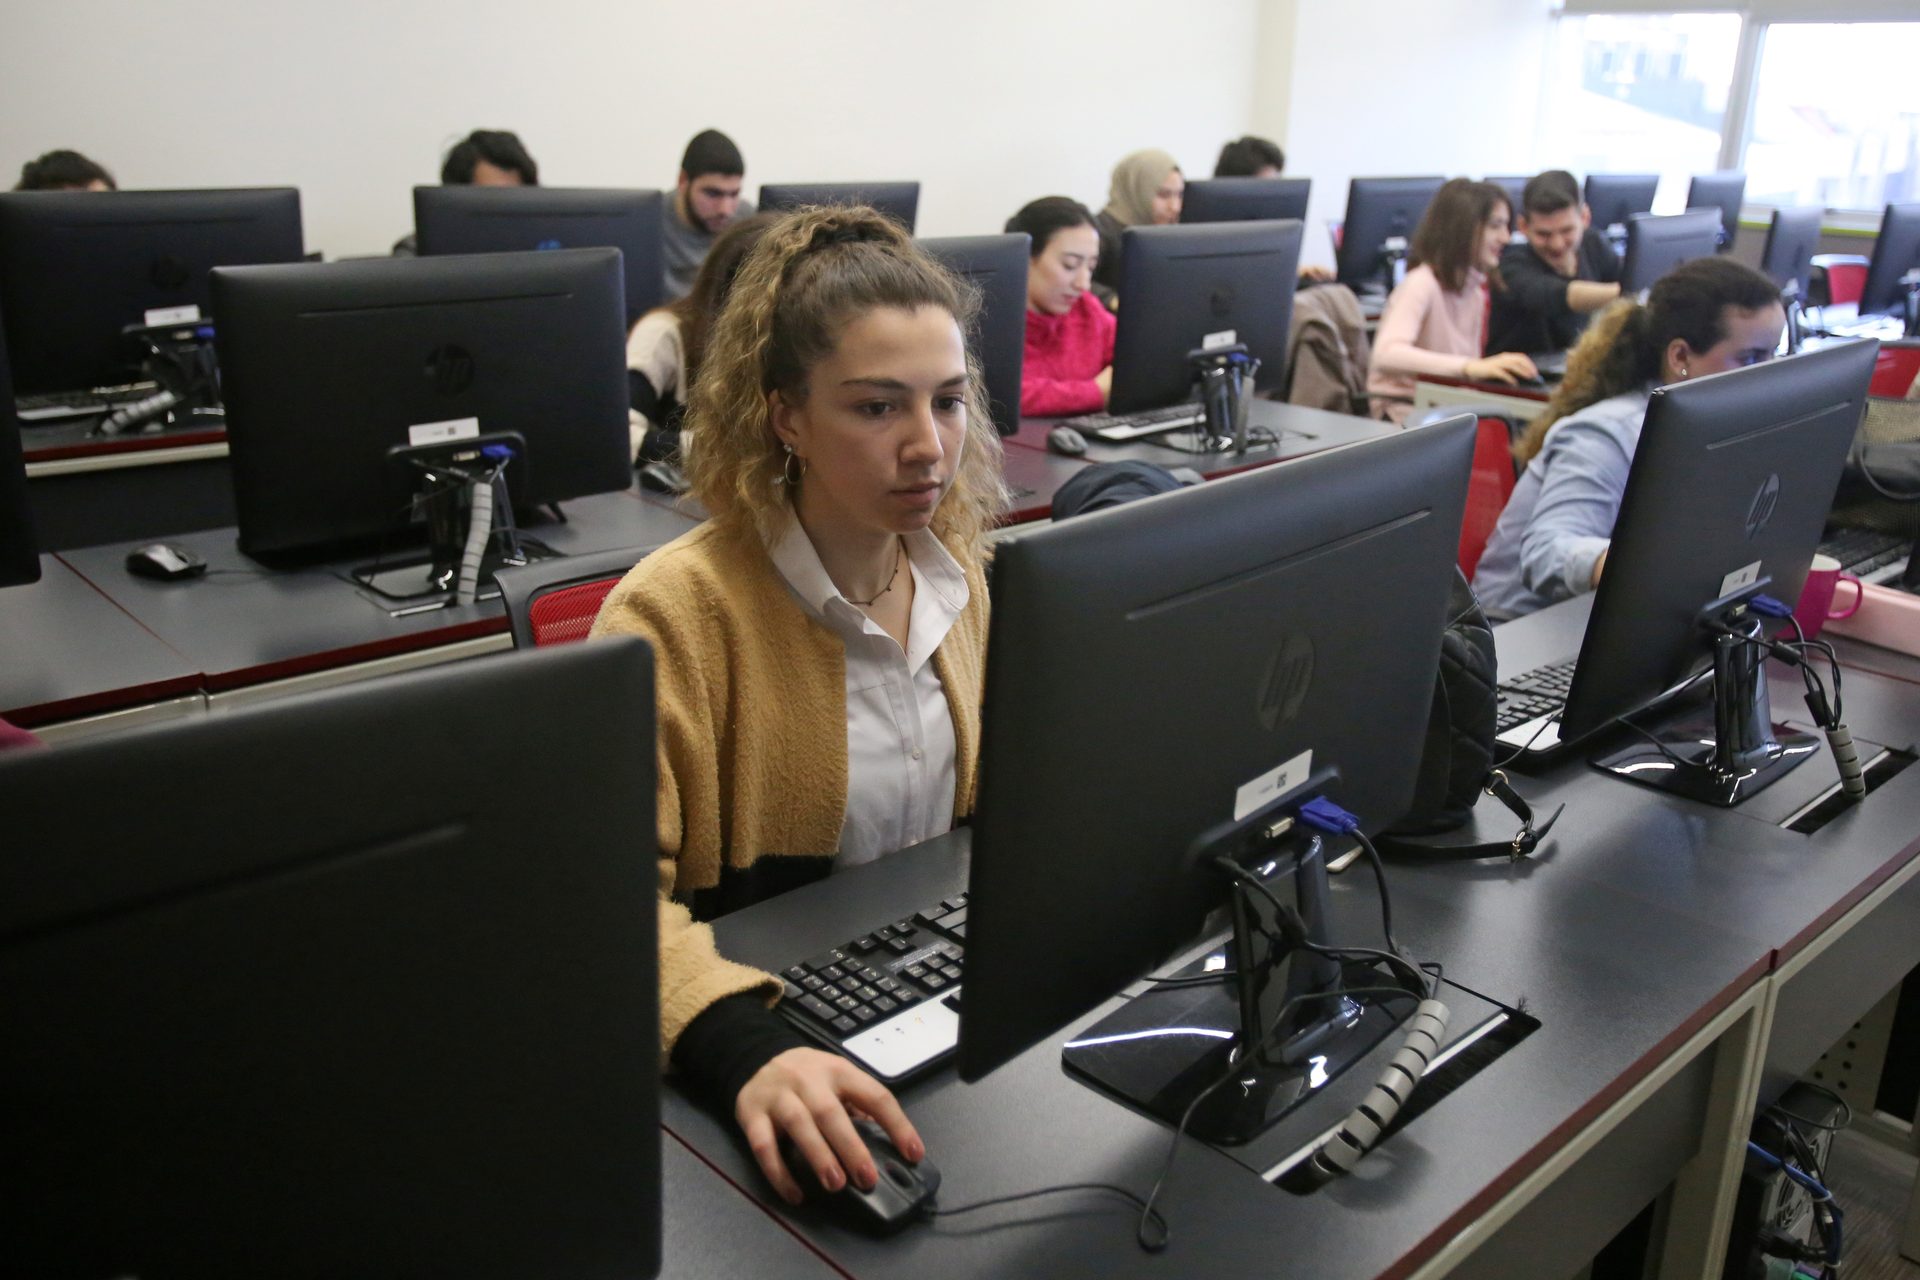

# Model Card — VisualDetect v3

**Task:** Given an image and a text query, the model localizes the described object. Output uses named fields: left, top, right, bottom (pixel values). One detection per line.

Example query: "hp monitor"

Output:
left=1584, top=173, right=1659, bottom=232
left=1485, top=176, right=1530, bottom=216
left=1858, top=203, right=1920, bottom=318
left=0, top=639, right=662, bottom=1279
left=1334, top=176, right=1443, bottom=291
left=759, top=182, right=920, bottom=232
left=214, top=249, right=630, bottom=564
left=0, top=188, right=304, bottom=394
left=414, top=185, right=666, bottom=322
left=920, top=233, right=1028, bottom=436
left=1686, top=172, right=1746, bottom=251
left=1760, top=206, right=1824, bottom=293
left=1110, top=219, right=1303, bottom=414
left=1621, top=211, right=1723, bottom=295
left=1180, top=177, right=1311, bottom=225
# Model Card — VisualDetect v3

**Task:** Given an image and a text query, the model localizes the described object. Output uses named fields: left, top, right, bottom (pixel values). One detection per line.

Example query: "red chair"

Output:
left=1810, top=253, right=1868, bottom=308
left=1458, top=414, right=1523, bottom=579
left=494, top=545, right=655, bottom=649
left=1870, top=341, right=1920, bottom=399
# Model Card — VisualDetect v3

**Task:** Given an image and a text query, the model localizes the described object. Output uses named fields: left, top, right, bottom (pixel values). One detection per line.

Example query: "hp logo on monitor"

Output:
left=1258, top=633, right=1315, bottom=730
left=150, top=254, right=191, bottom=291
left=425, top=344, right=475, bottom=396
left=1746, top=474, right=1781, bottom=540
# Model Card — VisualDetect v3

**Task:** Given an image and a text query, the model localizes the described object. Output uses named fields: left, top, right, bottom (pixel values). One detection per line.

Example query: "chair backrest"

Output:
left=1458, top=414, right=1523, bottom=579
left=494, top=545, right=654, bottom=649
left=1869, top=341, right=1920, bottom=399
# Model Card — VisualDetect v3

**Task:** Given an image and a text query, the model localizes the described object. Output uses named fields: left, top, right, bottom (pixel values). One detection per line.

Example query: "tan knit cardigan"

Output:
left=588, top=519, right=989, bottom=1063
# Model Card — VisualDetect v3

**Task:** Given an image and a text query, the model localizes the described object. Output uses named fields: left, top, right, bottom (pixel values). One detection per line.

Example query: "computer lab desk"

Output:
left=18, top=417, right=236, bottom=550
left=1, top=487, right=697, bottom=738
left=661, top=605, right=1920, bottom=1280
left=1004, top=400, right=1396, bottom=480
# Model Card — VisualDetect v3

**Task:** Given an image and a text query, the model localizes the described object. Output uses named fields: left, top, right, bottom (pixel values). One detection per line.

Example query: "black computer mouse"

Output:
left=1046, top=425, right=1089, bottom=457
left=785, top=1118, right=940, bottom=1234
left=637, top=460, right=689, bottom=494
left=125, top=543, right=208, bottom=581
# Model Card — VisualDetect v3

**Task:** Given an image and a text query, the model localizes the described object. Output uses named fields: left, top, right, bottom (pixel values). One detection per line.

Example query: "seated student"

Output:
left=14, top=149, right=115, bottom=192
left=1486, top=170, right=1623, bottom=358
left=1366, top=178, right=1537, bottom=424
left=1475, top=258, right=1783, bottom=618
left=663, top=129, right=756, bottom=301
left=627, top=212, right=776, bottom=461
left=1092, top=149, right=1183, bottom=294
left=1213, top=135, right=1285, bottom=179
left=588, top=206, right=1004, bottom=1204
left=391, top=128, right=538, bottom=256
left=1007, top=196, right=1114, bottom=417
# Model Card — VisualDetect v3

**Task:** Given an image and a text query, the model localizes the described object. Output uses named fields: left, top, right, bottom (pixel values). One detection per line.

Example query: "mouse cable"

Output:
left=921, top=1182, right=1169, bottom=1251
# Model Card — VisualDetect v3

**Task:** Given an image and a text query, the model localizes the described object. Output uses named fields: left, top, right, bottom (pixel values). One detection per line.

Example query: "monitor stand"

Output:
left=1591, top=604, right=1818, bottom=807
left=1061, top=825, right=1410, bottom=1146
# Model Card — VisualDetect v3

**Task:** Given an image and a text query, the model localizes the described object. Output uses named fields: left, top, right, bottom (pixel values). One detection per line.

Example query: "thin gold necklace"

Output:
left=846, top=541, right=904, bottom=607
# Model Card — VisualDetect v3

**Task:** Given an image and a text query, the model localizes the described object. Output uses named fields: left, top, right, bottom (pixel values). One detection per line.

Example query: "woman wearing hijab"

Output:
left=1092, top=149, right=1183, bottom=293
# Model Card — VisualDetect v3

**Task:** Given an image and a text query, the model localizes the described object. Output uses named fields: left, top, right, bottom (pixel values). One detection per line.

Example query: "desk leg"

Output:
left=1653, top=979, right=1776, bottom=1280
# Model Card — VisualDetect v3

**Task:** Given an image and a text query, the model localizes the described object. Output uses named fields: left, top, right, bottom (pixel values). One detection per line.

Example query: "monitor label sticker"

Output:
left=1203, top=329, right=1238, bottom=351
left=408, top=417, right=482, bottom=447
left=1235, top=749, right=1313, bottom=822
left=1719, top=560, right=1762, bottom=599
left=143, top=304, right=201, bottom=326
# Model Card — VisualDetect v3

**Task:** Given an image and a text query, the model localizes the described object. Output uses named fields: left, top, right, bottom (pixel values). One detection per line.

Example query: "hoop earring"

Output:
left=780, top=443, right=808, bottom=487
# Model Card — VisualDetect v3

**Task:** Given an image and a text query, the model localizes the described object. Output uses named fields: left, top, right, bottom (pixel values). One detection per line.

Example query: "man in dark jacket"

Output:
left=1487, top=170, right=1622, bottom=358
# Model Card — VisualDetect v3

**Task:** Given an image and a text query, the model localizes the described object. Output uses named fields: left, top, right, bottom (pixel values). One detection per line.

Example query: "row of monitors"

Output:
left=3, top=337, right=1882, bottom=1272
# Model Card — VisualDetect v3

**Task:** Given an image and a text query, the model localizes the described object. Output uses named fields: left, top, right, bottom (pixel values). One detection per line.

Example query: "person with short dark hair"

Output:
left=1486, top=169, right=1623, bottom=358
left=1367, top=178, right=1537, bottom=423
left=1007, top=197, right=1114, bottom=416
left=15, top=150, right=115, bottom=192
left=393, top=129, right=539, bottom=256
left=664, top=129, right=756, bottom=300
left=1213, top=135, right=1284, bottom=179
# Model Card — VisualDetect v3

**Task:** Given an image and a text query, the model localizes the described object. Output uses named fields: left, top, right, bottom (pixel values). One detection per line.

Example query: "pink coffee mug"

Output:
left=1790, top=554, right=1864, bottom=641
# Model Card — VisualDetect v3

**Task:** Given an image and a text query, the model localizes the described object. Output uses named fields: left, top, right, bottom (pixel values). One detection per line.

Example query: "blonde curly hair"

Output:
left=682, top=205, right=1008, bottom=552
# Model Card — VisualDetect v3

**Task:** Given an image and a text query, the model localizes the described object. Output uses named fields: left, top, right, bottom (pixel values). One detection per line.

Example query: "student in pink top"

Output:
left=1367, top=178, right=1537, bottom=424
left=1009, top=197, right=1117, bottom=417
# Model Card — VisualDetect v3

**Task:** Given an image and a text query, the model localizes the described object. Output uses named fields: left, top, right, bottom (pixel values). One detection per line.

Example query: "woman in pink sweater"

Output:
left=1367, top=178, right=1538, bottom=424
left=1009, top=197, right=1116, bottom=417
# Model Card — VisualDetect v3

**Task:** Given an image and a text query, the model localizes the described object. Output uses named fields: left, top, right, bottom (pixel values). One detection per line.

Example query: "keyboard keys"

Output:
left=797, top=994, right=838, bottom=1023
left=832, top=1015, right=858, bottom=1034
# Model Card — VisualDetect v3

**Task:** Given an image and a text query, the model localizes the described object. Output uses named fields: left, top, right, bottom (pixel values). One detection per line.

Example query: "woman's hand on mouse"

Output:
left=736, top=1047, right=925, bottom=1205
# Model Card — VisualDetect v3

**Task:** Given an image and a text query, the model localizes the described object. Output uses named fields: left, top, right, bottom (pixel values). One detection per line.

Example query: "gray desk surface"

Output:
left=0, top=553, right=200, bottom=726
left=662, top=1133, right=841, bottom=1279
left=1005, top=400, right=1394, bottom=478
left=56, top=488, right=696, bottom=693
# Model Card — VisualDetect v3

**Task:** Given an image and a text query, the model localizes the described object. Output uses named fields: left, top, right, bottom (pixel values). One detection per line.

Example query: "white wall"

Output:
left=0, top=0, right=1258, bottom=257
left=1256, top=0, right=1557, bottom=271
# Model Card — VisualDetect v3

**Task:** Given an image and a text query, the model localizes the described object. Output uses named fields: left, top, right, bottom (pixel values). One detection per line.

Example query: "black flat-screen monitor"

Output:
left=0, top=310, right=40, bottom=588
left=1485, top=176, right=1529, bottom=216
left=0, top=188, right=304, bottom=394
left=1686, top=172, right=1746, bottom=250
left=0, top=639, right=662, bottom=1279
left=214, top=248, right=631, bottom=560
left=920, top=232, right=1027, bottom=436
left=413, top=185, right=666, bottom=323
left=1561, top=340, right=1877, bottom=747
left=958, top=418, right=1474, bottom=1086
left=1621, top=211, right=1722, bottom=294
left=1761, top=206, right=1824, bottom=293
left=759, top=182, right=920, bottom=232
left=1859, top=202, right=1920, bottom=317
left=1110, top=219, right=1303, bottom=414
left=1584, top=173, right=1659, bottom=231
left=1180, top=177, right=1311, bottom=225
left=1335, top=176, right=1444, bottom=291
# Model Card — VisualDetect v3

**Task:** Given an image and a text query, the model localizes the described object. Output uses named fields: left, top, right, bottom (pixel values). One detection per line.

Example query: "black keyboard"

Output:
left=1495, top=657, right=1577, bottom=734
left=1820, top=526, right=1912, bottom=584
left=1061, top=402, right=1204, bottom=442
left=776, top=893, right=968, bottom=1082
left=15, top=382, right=159, bottom=423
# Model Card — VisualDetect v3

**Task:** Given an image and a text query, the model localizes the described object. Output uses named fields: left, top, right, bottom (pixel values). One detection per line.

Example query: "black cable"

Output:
left=1851, top=440, right=1920, bottom=504
left=1769, top=1080, right=1854, bottom=1133
left=1493, top=708, right=1562, bottom=769
left=924, top=1182, right=1169, bottom=1247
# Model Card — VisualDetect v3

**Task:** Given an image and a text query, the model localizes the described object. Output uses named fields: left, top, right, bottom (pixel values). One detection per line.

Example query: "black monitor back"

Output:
left=1486, top=176, right=1529, bottom=216
left=759, top=182, right=920, bottom=232
left=1621, top=211, right=1722, bottom=294
left=1561, top=341, right=1877, bottom=742
left=1686, top=172, right=1745, bottom=250
left=1180, top=177, right=1311, bottom=225
left=214, top=248, right=631, bottom=560
left=0, top=188, right=304, bottom=394
left=1111, top=219, right=1302, bottom=414
left=413, top=185, right=665, bottom=322
left=1761, top=206, right=1824, bottom=292
left=1584, top=173, right=1659, bottom=230
left=0, top=309, right=40, bottom=588
left=1860, top=202, right=1920, bottom=317
left=920, top=232, right=1028, bottom=436
left=1335, top=176, right=1444, bottom=290
left=958, top=418, right=1476, bottom=1080
left=0, top=639, right=661, bottom=1279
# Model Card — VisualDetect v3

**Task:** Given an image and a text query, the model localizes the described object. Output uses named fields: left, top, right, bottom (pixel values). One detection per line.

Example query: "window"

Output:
left=1744, top=23, right=1920, bottom=211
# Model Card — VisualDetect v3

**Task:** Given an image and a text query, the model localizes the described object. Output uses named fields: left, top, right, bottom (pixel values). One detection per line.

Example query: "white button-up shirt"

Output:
left=768, top=510, right=968, bottom=867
